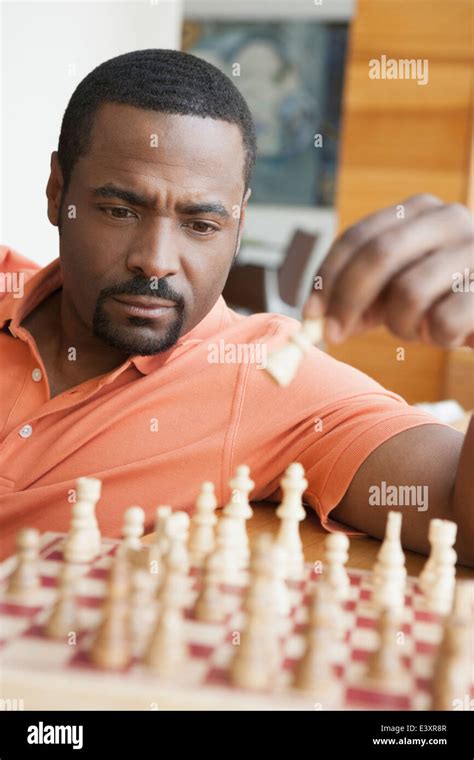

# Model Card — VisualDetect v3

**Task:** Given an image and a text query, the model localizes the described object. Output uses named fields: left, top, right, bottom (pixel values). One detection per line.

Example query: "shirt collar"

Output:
left=0, top=258, right=230, bottom=376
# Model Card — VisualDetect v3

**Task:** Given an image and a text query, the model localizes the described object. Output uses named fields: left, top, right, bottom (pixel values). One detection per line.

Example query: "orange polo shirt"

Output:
left=0, top=245, right=438, bottom=559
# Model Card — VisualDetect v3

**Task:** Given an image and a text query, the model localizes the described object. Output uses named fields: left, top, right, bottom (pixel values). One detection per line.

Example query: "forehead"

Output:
left=78, top=102, right=246, bottom=196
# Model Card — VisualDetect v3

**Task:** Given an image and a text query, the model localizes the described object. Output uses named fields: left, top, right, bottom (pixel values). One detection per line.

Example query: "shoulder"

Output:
left=221, top=303, right=301, bottom=346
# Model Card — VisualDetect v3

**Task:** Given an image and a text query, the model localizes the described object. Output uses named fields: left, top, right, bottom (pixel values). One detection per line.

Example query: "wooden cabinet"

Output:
left=330, top=0, right=474, bottom=405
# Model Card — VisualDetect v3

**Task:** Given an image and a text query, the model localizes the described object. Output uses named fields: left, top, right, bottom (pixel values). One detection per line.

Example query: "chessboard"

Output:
left=1, top=530, right=472, bottom=711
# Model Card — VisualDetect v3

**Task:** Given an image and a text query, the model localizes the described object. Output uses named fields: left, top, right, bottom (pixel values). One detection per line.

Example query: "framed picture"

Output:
left=183, top=12, right=350, bottom=206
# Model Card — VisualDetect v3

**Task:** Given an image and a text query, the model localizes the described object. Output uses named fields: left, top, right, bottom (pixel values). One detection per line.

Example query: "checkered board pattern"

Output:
left=1, top=532, right=473, bottom=711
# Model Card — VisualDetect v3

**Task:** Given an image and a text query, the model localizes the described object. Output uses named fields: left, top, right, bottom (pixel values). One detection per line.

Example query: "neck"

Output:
left=23, top=288, right=129, bottom=395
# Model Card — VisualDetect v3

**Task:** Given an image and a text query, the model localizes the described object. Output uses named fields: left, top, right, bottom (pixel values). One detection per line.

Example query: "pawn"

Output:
left=44, top=562, right=79, bottom=639
left=419, top=519, right=444, bottom=594
left=156, top=514, right=191, bottom=610
left=145, top=606, right=185, bottom=676
left=89, top=555, right=132, bottom=670
left=76, top=477, right=102, bottom=555
left=275, top=463, right=307, bottom=580
left=364, top=607, right=408, bottom=691
left=230, top=612, right=280, bottom=691
left=424, top=522, right=457, bottom=615
left=194, top=552, right=225, bottom=623
left=145, top=570, right=186, bottom=675
left=293, top=625, right=334, bottom=693
left=293, top=587, right=341, bottom=705
left=372, top=512, right=406, bottom=612
left=7, top=528, right=40, bottom=597
left=374, top=511, right=405, bottom=573
left=322, top=532, right=350, bottom=601
left=431, top=612, right=472, bottom=710
left=311, top=577, right=347, bottom=640
left=189, top=482, right=218, bottom=568
left=119, top=506, right=145, bottom=556
left=148, top=506, right=172, bottom=581
left=231, top=539, right=281, bottom=690
left=248, top=534, right=290, bottom=617
left=308, top=581, right=345, bottom=633
left=102, top=552, right=132, bottom=617
left=164, top=511, right=190, bottom=577
left=209, top=517, right=243, bottom=585
left=63, top=479, right=101, bottom=563
left=222, top=465, right=255, bottom=565
left=129, top=564, right=158, bottom=658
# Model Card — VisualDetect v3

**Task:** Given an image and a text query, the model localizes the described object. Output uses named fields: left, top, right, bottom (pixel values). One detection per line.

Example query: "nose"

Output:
left=125, top=219, right=180, bottom=281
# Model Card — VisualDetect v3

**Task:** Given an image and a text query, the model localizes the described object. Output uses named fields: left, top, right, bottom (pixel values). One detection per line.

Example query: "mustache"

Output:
left=98, top=277, right=185, bottom=309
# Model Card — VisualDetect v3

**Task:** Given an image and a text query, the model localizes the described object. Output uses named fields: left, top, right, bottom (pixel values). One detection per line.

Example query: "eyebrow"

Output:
left=89, top=184, right=230, bottom=219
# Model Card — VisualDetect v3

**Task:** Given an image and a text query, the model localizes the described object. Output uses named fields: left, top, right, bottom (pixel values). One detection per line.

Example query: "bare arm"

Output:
left=331, top=421, right=473, bottom=566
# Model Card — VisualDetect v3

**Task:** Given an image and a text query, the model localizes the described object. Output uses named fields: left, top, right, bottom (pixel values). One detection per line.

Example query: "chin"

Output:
left=93, top=315, right=184, bottom=356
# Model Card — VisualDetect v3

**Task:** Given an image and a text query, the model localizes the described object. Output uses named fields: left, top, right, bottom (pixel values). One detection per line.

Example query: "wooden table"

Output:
left=145, top=502, right=474, bottom=580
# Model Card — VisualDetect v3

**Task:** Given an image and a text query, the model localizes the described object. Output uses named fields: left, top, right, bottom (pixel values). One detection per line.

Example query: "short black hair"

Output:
left=57, top=48, right=257, bottom=194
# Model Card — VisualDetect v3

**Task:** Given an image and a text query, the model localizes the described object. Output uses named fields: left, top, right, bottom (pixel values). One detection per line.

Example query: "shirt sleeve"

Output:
left=232, top=321, right=445, bottom=528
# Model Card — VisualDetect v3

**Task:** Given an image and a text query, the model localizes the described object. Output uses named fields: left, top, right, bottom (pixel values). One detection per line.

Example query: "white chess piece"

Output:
left=322, top=532, right=350, bottom=601
left=419, top=519, right=447, bottom=593
left=275, top=463, right=307, bottom=580
left=194, top=552, right=225, bottom=622
left=44, top=562, right=79, bottom=638
left=293, top=584, right=343, bottom=705
left=145, top=603, right=185, bottom=676
left=148, top=505, right=172, bottom=580
left=265, top=319, right=323, bottom=387
left=147, top=528, right=189, bottom=673
left=77, top=477, right=102, bottom=554
left=222, top=465, right=255, bottom=565
left=249, top=534, right=290, bottom=617
left=364, top=607, right=409, bottom=691
left=431, top=598, right=472, bottom=709
left=164, top=511, right=190, bottom=578
left=64, top=479, right=103, bottom=563
left=7, top=528, right=40, bottom=597
left=425, top=522, right=457, bottom=615
left=230, top=536, right=281, bottom=690
left=120, top=506, right=145, bottom=553
left=372, top=511, right=407, bottom=612
left=189, top=482, right=218, bottom=567
left=210, top=517, right=242, bottom=585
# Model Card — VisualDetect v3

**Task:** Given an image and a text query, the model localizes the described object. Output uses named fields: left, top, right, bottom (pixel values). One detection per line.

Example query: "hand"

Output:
left=304, top=194, right=474, bottom=348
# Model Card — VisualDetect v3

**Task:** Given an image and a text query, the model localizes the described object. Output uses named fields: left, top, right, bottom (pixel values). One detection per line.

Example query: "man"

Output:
left=0, top=50, right=472, bottom=564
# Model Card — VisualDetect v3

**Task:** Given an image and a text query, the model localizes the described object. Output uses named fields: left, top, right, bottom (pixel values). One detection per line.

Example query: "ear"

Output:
left=46, top=152, right=65, bottom=227
left=234, top=187, right=252, bottom=259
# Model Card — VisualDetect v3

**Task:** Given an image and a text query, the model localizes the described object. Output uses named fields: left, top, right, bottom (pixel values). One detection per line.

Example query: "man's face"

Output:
left=48, top=103, right=249, bottom=356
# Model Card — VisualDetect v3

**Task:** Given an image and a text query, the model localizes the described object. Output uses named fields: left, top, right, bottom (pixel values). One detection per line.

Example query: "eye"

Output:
left=99, top=206, right=137, bottom=219
left=185, top=221, right=218, bottom=235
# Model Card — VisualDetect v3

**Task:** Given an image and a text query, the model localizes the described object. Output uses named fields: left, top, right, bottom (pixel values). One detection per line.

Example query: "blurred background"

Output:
left=1, top=0, right=473, bottom=411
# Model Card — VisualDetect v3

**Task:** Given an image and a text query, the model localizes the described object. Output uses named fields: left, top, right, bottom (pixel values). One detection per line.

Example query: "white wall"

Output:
left=0, top=0, right=184, bottom=266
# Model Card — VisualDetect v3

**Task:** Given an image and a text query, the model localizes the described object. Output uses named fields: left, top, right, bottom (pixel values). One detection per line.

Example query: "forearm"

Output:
left=331, top=424, right=469, bottom=564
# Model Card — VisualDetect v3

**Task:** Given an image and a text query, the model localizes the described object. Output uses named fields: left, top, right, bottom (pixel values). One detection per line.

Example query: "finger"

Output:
left=324, top=202, right=473, bottom=341
left=426, top=290, right=474, bottom=348
left=303, top=193, right=443, bottom=319
left=383, top=242, right=474, bottom=341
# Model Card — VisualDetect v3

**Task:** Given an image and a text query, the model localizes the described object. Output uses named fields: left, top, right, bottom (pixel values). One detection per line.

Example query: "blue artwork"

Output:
left=183, top=20, right=348, bottom=206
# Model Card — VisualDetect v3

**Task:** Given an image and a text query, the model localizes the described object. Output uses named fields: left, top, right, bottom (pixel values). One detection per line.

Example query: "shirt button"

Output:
left=32, top=368, right=43, bottom=382
left=19, top=424, right=33, bottom=438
